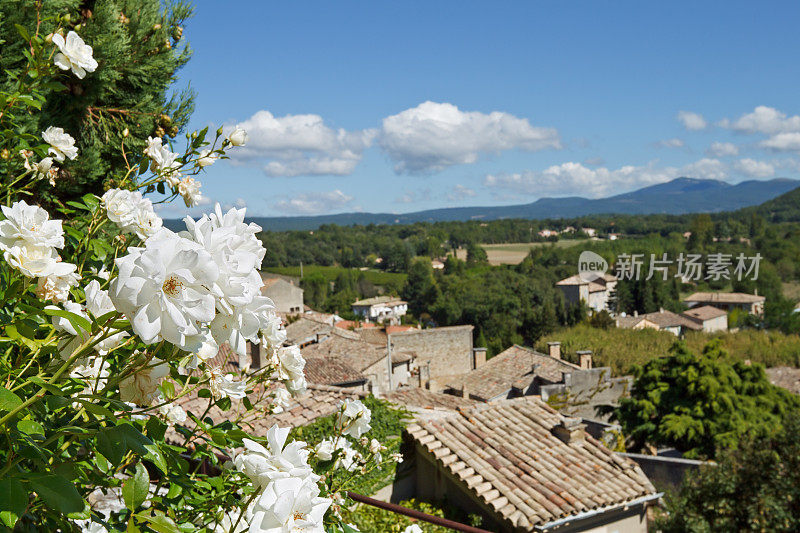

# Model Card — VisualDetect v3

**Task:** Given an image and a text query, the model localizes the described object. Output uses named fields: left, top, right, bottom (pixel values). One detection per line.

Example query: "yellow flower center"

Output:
left=162, top=275, right=183, bottom=297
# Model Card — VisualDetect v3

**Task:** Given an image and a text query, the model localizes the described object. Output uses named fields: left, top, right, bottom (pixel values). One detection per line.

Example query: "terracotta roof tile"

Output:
left=385, top=387, right=478, bottom=411
left=446, top=345, right=580, bottom=401
left=684, top=291, right=765, bottom=304
left=407, top=397, right=656, bottom=530
left=682, top=305, right=728, bottom=322
left=304, top=356, right=367, bottom=386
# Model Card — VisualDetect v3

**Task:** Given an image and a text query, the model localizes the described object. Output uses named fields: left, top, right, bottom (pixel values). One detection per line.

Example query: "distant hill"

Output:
left=163, top=177, right=800, bottom=231
left=739, top=183, right=800, bottom=223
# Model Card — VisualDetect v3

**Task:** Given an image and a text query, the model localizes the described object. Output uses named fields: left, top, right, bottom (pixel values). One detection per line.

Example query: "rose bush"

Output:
left=0, top=10, right=396, bottom=533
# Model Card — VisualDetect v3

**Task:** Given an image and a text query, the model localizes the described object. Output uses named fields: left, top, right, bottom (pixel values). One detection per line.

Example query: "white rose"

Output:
left=109, top=228, right=219, bottom=348
left=0, top=200, right=64, bottom=250
left=272, top=345, right=307, bottom=395
left=227, top=127, right=248, bottom=147
left=272, top=387, right=291, bottom=414
left=144, top=136, right=180, bottom=173
left=158, top=403, right=187, bottom=426
left=52, top=31, right=98, bottom=79
left=177, top=176, right=202, bottom=207
left=338, top=399, right=372, bottom=438
left=36, top=268, right=80, bottom=303
left=42, top=126, right=78, bottom=162
left=196, top=149, right=218, bottom=168
left=4, top=244, right=66, bottom=278
left=119, top=357, right=168, bottom=405
left=209, top=368, right=247, bottom=400
left=249, top=477, right=330, bottom=533
left=313, top=439, right=335, bottom=461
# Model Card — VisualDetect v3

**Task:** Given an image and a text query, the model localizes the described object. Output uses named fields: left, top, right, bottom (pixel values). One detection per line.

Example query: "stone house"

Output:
left=556, top=274, right=617, bottom=314
left=351, top=295, right=408, bottom=324
left=388, top=325, right=475, bottom=386
left=616, top=310, right=702, bottom=336
left=300, top=330, right=414, bottom=394
left=261, top=277, right=304, bottom=314
left=681, top=305, right=728, bottom=333
left=684, top=291, right=765, bottom=316
left=405, top=397, right=660, bottom=532
left=441, top=343, right=630, bottom=420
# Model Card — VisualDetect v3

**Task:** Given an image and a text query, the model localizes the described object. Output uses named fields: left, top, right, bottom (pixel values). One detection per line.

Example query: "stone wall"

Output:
left=540, top=368, right=631, bottom=421
left=262, top=279, right=304, bottom=314
left=389, top=326, right=473, bottom=382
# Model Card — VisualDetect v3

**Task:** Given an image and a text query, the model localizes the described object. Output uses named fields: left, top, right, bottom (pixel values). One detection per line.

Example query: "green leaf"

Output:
left=96, top=423, right=154, bottom=466
left=17, top=418, right=44, bottom=437
left=0, top=478, right=27, bottom=528
left=142, top=512, right=180, bottom=533
left=122, top=463, right=150, bottom=511
left=14, top=24, right=30, bottom=41
left=144, top=444, right=167, bottom=474
left=42, top=307, right=92, bottom=333
left=28, top=474, right=84, bottom=514
left=0, top=388, right=23, bottom=412
left=65, top=200, right=92, bottom=212
left=76, top=399, right=116, bottom=420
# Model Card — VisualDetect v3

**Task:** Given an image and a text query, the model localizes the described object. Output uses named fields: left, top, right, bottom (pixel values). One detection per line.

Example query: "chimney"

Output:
left=547, top=341, right=561, bottom=360
left=577, top=350, right=593, bottom=369
left=659, top=307, right=665, bottom=313
left=315, top=332, right=328, bottom=343
left=461, top=385, right=469, bottom=398
left=472, top=347, right=487, bottom=369
left=552, top=417, right=586, bottom=444
left=634, top=310, right=638, bottom=317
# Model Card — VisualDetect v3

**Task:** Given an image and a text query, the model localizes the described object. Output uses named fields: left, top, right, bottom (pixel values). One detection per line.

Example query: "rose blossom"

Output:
left=52, top=31, right=98, bottom=79
left=42, top=126, right=78, bottom=162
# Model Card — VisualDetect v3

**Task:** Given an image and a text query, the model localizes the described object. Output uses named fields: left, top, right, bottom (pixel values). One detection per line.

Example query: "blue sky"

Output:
left=161, top=0, right=800, bottom=218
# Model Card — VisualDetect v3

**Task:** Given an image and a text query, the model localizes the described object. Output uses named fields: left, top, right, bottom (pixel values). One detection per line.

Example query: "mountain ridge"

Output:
left=163, top=177, right=800, bottom=231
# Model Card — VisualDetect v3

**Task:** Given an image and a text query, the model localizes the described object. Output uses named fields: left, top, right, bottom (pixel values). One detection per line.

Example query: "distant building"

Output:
left=431, top=259, right=445, bottom=270
left=608, top=232, right=623, bottom=240
left=681, top=305, right=728, bottom=332
left=261, top=277, right=304, bottom=314
left=538, top=229, right=558, bottom=238
left=616, top=309, right=702, bottom=336
left=389, top=325, right=475, bottom=386
left=581, top=227, right=597, bottom=237
left=684, top=291, right=765, bottom=315
left=406, top=397, right=659, bottom=532
left=556, top=273, right=618, bottom=314
left=303, top=356, right=369, bottom=391
left=351, top=295, right=408, bottom=324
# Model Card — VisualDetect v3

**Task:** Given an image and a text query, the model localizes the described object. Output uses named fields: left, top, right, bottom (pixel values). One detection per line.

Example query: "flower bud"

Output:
left=122, top=128, right=129, bottom=137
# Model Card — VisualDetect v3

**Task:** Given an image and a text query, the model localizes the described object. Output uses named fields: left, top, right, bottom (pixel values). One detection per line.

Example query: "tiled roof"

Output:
left=682, top=305, right=727, bottom=322
left=301, top=330, right=414, bottom=372
left=357, top=328, right=388, bottom=345
left=284, top=317, right=333, bottom=345
left=385, top=387, right=477, bottom=411
left=640, top=310, right=702, bottom=330
left=445, top=345, right=581, bottom=401
left=304, top=356, right=367, bottom=386
left=684, top=291, right=765, bottom=304
left=169, top=384, right=369, bottom=444
left=766, top=366, right=800, bottom=395
left=352, top=295, right=407, bottom=307
left=406, top=397, right=657, bottom=530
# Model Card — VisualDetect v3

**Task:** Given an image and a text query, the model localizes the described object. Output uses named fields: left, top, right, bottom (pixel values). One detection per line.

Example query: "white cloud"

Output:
left=483, top=158, right=727, bottom=198
left=273, top=190, right=354, bottom=215
left=657, top=138, right=685, bottom=148
left=720, top=106, right=800, bottom=135
left=446, top=184, right=477, bottom=202
left=734, top=158, right=775, bottom=178
left=760, top=132, right=800, bottom=152
left=677, top=111, right=707, bottom=131
left=706, top=141, right=739, bottom=157
left=379, top=101, right=561, bottom=173
left=231, top=110, right=376, bottom=177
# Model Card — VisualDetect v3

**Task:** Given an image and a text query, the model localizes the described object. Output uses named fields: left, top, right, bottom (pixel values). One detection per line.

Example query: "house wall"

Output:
left=363, top=358, right=411, bottom=394
left=701, top=314, right=728, bottom=333
left=262, top=280, right=304, bottom=314
left=540, top=369, right=631, bottom=420
left=390, top=326, right=473, bottom=382
left=558, top=285, right=582, bottom=306
left=617, top=452, right=706, bottom=492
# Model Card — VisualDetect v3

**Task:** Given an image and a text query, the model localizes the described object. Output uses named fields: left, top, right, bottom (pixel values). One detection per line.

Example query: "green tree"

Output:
left=301, top=272, right=328, bottom=310
left=610, top=340, right=800, bottom=459
left=0, top=0, right=195, bottom=202
left=466, top=242, right=488, bottom=265
left=659, top=413, right=800, bottom=532
left=687, top=214, right=713, bottom=251
left=402, top=258, right=440, bottom=318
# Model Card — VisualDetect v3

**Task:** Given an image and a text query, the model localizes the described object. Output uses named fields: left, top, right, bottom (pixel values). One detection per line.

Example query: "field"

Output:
left=537, top=324, right=800, bottom=375
left=455, top=239, right=590, bottom=265
left=263, top=265, right=407, bottom=288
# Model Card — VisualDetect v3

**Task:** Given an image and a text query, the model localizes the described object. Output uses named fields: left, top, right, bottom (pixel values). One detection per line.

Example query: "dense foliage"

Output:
left=0, top=0, right=194, bottom=203
left=659, top=413, right=800, bottom=532
left=610, top=340, right=800, bottom=459
left=538, top=324, right=800, bottom=374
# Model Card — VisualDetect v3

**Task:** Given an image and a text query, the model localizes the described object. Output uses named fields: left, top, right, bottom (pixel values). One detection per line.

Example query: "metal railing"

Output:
left=348, top=492, right=494, bottom=533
